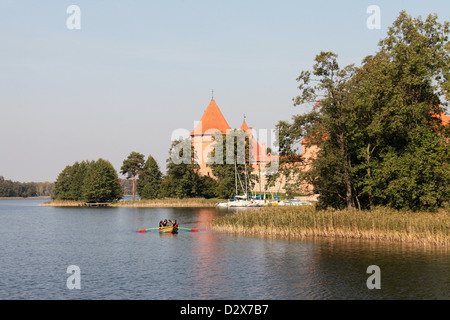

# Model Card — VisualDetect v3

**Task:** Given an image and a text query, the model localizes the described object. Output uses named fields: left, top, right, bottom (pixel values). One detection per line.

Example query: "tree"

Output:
left=54, top=161, right=92, bottom=200
left=209, top=129, right=256, bottom=199
left=54, top=163, right=77, bottom=200
left=161, top=139, right=204, bottom=198
left=82, top=159, right=123, bottom=203
left=287, top=11, right=450, bottom=211
left=137, top=155, right=162, bottom=199
left=356, top=11, right=450, bottom=210
left=159, top=139, right=219, bottom=198
left=293, top=51, right=357, bottom=210
left=121, top=152, right=145, bottom=201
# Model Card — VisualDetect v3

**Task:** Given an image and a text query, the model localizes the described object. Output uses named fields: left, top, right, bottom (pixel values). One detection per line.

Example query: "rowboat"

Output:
left=159, top=225, right=178, bottom=234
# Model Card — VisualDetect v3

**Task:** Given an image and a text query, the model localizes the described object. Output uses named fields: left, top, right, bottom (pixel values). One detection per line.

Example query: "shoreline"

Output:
left=39, top=198, right=219, bottom=208
left=210, top=206, right=450, bottom=247
left=1, top=196, right=50, bottom=200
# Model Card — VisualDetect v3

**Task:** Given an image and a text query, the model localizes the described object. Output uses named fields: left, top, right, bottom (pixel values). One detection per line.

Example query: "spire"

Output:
left=191, top=99, right=231, bottom=136
left=240, top=120, right=250, bottom=131
left=240, top=114, right=250, bottom=131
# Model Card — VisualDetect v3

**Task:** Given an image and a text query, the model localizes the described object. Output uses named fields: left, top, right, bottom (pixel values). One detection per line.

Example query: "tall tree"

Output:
left=120, top=152, right=145, bottom=201
left=137, top=155, right=162, bottom=199
left=209, top=129, right=256, bottom=199
left=357, top=11, right=450, bottom=210
left=82, top=159, right=123, bottom=203
left=54, top=161, right=92, bottom=200
left=293, top=51, right=357, bottom=210
left=160, top=139, right=205, bottom=198
left=287, top=11, right=450, bottom=211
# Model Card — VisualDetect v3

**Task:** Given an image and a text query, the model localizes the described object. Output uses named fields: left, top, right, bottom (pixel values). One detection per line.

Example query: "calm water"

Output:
left=0, top=198, right=448, bottom=300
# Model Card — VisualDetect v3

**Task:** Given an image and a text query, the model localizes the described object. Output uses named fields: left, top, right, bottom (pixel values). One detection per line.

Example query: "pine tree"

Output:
left=121, top=152, right=145, bottom=201
left=137, top=155, right=162, bottom=199
left=82, top=159, right=123, bottom=203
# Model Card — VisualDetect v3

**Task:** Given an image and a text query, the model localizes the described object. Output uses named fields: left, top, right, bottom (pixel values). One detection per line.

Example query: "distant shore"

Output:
left=40, top=198, right=218, bottom=208
left=0, top=196, right=50, bottom=200
left=211, top=206, right=450, bottom=246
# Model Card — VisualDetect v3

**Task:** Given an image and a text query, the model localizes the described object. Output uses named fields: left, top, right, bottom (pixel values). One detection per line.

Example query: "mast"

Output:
left=244, top=157, right=248, bottom=196
left=235, top=159, right=238, bottom=196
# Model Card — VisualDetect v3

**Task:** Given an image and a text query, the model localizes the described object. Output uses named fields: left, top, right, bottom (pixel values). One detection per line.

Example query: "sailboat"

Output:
left=216, top=160, right=250, bottom=208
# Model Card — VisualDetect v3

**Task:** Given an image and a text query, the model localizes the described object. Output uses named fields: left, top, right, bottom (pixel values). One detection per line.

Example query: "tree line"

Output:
left=52, top=132, right=257, bottom=203
left=120, top=130, right=255, bottom=201
left=0, top=176, right=54, bottom=198
left=277, top=11, right=450, bottom=211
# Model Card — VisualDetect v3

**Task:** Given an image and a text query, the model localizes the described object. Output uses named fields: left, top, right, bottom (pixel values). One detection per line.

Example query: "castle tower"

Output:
left=191, top=99, right=231, bottom=176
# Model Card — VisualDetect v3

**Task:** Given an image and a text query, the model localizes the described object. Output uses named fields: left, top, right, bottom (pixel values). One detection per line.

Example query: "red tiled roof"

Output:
left=191, top=99, right=231, bottom=136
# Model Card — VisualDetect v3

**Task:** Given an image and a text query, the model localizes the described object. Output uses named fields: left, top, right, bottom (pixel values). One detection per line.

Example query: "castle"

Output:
left=189, top=98, right=312, bottom=195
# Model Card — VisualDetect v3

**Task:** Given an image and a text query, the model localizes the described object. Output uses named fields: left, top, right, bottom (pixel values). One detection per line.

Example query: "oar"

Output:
left=177, top=227, right=199, bottom=232
left=137, top=227, right=161, bottom=232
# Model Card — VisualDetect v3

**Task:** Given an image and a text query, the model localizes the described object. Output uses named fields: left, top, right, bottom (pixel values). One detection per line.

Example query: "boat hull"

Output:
left=159, top=226, right=178, bottom=234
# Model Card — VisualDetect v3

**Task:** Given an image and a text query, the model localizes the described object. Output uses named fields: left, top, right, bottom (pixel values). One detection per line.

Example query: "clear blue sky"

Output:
left=1, top=0, right=449, bottom=182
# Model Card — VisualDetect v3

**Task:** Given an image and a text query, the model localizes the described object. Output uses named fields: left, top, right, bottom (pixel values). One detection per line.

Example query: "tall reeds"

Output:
left=110, top=197, right=217, bottom=207
left=211, top=206, right=450, bottom=246
left=39, top=200, right=84, bottom=206
left=41, top=198, right=218, bottom=207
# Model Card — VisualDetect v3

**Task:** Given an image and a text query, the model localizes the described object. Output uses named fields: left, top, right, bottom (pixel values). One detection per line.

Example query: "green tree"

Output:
left=293, top=51, right=357, bottom=210
left=287, top=11, right=450, bottom=211
left=209, top=129, right=256, bottom=199
left=356, top=11, right=450, bottom=210
left=82, top=159, right=123, bottom=203
left=53, top=161, right=92, bottom=200
left=162, top=139, right=202, bottom=198
left=121, top=152, right=145, bottom=201
left=137, top=155, right=162, bottom=199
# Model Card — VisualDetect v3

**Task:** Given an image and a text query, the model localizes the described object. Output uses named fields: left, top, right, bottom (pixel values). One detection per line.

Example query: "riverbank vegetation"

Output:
left=40, top=200, right=84, bottom=207
left=211, top=206, right=450, bottom=246
left=40, top=197, right=218, bottom=207
left=275, top=11, right=450, bottom=211
left=111, top=197, right=218, bottom=207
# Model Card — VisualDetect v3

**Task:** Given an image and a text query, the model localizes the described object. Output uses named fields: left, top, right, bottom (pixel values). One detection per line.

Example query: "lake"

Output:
left=0, top=198, right=448, bottom=300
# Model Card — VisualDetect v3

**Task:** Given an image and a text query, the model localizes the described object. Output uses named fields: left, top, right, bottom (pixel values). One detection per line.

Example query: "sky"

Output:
left=1, top=0, right=449, bottom=182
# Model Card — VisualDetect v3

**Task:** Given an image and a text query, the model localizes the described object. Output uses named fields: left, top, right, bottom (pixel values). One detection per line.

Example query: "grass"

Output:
left=211, top=206, right=450, bottom=246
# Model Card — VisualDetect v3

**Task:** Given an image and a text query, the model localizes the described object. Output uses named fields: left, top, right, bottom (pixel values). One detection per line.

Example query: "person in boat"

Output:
left=159, top=220, right=163, bottom=227
left=172, top=219, right=178, bottom=232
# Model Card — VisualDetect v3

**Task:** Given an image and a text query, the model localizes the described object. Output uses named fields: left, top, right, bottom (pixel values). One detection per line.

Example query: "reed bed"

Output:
left=111, top=198, right=218, bottom=207
left=39, top=200, right=84, bottom=207
left=41, top=198, right=218, bottom=207
left=211, top=206, right=450, bottom=246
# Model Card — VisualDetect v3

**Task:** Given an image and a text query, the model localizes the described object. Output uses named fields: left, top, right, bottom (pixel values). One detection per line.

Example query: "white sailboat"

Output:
left=216, top=160, right=250, bottom=208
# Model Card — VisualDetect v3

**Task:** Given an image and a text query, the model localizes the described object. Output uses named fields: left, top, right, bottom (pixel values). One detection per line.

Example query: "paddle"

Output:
left=138, top=226, right=199, bottom=232
left=137, top=227, right=161, bottom=232
left=177, top=227, right=199, bottom=232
